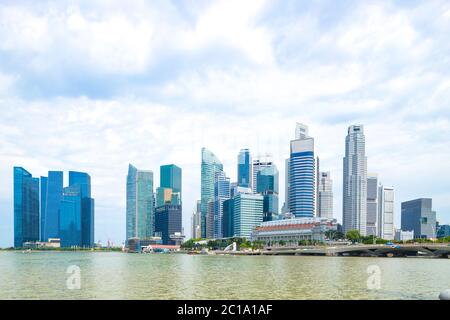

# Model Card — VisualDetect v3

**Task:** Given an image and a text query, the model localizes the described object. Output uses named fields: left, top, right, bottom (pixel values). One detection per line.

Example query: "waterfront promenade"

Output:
left=215, top=244, right=450, bottom=258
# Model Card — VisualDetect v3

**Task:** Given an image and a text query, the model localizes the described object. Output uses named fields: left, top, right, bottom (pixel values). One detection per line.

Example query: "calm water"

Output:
left=0, top=251, right=448, bottom=300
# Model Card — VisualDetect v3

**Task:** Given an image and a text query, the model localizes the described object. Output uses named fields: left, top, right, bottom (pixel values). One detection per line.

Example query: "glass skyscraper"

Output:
left=289, top=124, right=315, bottom=217
left=14, top=167, right=40, bottom=248
left=213, top=171, right=231, bottom=238
left=343, top=125, right=368, bottom=236
left=252, top=160, right=273, bottom=193
left=237, top=149, right=252, bottom=188
left=155, top=204, right=182, bottom=245
left=201, top=148, right=223, bottom=238
left=126, top=164, right=155, bottom=242
left=256, top=165, right=279, bottom=222
left=60, top=185, right=83, bottom=247
left=40, top=171, right=63, bottom=242
left=56, top=171, right=95, bottom=248
left=160, top=164, right=182, bottom=194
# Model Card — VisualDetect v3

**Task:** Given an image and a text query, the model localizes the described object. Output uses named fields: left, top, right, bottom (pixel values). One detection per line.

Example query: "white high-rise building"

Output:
left=318, top=172, right=333, bottom=219
left=343, top=125, right=368, bottom=236
left=191, top=200, right=202, bottom=239
left=378, top=185, right=394, bottom=240
left=366, top=174, right=379, bottom=237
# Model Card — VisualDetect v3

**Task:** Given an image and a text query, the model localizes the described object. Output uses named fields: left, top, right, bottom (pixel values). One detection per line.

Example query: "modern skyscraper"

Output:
left=201, top=148, right=223, bottom=238
left=213, top=171, right=231, bottom=238
left=126, top=164, right=154, bottom=242
left=282, top=158, right=290, bottom=214
left=256, top=165, right=279, bottom=222
left=343, top=125, right=368, bottom=236
left=378, top=185, right=394, bottom=240
left=60, top=185, right=82, bottom=247
left=40, top=171, right=63, bottom=242
left=68, top=171, right=95, bottom=247
left=40, top=176, right=47, bottom=242
left=160, top=164, right=182, bottom=195
left=222, top=198, right=235, bottom=238
left=206, top=200, right=215, bottom=239
left=57, top=172, right=95, bottom=248
left=289, top=124, right=315, bottom=217
left=191, top=200, right=202, bottom=239
left=401, top=198, right=436, bottom=239
left=233, top=192, right=264, bottom=238
left=237, top=148, right=252, bottom=188
left=155, top=204, right=182, bottom=245
left=317, top=171, right=333, bottom=219
left=14, top=167, right=40, bottom=248
left=366, top=174, right=378, bottom=237
left=252, top=159, right=273, bottom=193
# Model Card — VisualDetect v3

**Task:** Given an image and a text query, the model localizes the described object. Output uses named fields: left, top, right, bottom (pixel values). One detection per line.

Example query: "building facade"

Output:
left=233, top=193, right=264, bottom=238
left=378, top=185, right=394, bottom=240
left=201, top=148, right=223, bottom=238
left=252, top=159, right=273, bottom=193
left=317, top=171, right=333, bottom=219
left=126, top=164, right=154, bottom=242
left=237, top=148, right=252, bottom=188
left=401, top=198, right=437, bottom=239
left=60, top=185, right=83, bottom=247
left=395, top=229, right=414, bottom=242
left=289, top=124, right=315, bottom=217
left=256, top=165, right=279, bottom=222
left=14, top=167, right=40, bottom=248
left=58, top=172, right=95, bottom=248
left=343, top=125, right=368, bottom=236
left=160, top=164, right=182, bottom=194
left=251, top=217, right=338, bottom=244
left=155, top=204, right=182, bottom=245
left=366, top=174, right=378, bottom=237
left=191, top=200, right=202, bottom=239
left=40, top=171, right=63, bottom=242
left=213, top=171, right=230, bottom=238
left=437, top=224, right=450, bottom=238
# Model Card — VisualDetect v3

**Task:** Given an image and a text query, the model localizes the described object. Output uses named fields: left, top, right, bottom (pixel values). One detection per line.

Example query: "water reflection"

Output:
left=0, top=252, right=448, bottom=300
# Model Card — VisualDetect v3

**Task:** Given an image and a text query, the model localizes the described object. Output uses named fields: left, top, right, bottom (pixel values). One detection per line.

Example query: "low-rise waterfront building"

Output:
left=437, top=224, right=450, bottom=238
left=251, top=217, right=338, bottom=244
left=401, top=198, right=436, bottom=239
left=395, top=229, right=414, bottom=242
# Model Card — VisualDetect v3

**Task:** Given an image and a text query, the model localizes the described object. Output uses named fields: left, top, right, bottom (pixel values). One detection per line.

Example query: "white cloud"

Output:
left=0, top=1, right=450, bottom=247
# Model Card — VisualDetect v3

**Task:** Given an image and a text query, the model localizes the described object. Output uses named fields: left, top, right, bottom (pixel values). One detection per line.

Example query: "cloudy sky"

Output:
left=1, top=0, right=449, bottom=247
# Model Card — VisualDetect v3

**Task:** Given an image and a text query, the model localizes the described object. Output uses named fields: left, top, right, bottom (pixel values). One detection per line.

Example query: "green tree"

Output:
left=346, top=230, right=362, bottom=243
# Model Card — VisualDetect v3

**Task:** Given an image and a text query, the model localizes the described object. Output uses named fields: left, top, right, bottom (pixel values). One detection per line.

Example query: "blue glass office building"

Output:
left=40, top=171, right=63, bottom=242
left=60, top=185, right=83, bottom=247
left=237, top=149, right=252, bottom=188
left=257, top=166, right=279, bottom=222
left=126, top=164, right=154, bottom=241
left=14, top=167, right=40, bottom=248
left=160, top=164, right=182, bottom=194
left=201, top=148, right=223, bottom=238
left=289, top=137, right=315, bottom=217
left=155, top=204, right=182, bottom=245
left=53, top=171, right=95, bottom=247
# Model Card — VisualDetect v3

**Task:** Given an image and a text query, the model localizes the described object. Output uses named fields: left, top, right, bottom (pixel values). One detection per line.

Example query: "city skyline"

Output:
left=1, top=1, right=450, bottom=247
